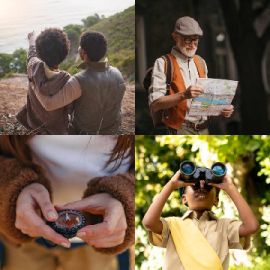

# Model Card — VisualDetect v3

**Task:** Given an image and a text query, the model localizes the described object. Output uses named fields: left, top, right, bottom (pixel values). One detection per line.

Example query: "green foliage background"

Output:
left=90, top=6, right=135, bottom=81
left=136, top=135, right=270, bottom=270
left=0, top=49, right=27, bottom=78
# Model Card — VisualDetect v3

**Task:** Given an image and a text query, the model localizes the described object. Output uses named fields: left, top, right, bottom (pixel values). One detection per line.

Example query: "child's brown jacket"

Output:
left=16, top=45, right=71, bottom=134
left=0, top=154, right=135, bottom=255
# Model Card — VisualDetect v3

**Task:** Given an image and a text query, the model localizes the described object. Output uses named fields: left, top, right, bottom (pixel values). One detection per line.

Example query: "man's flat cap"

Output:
left=174, top=16, right=203, bottom=36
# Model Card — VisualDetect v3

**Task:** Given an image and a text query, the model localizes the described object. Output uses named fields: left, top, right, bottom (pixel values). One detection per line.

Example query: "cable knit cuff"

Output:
left=83, top=173, right=135, bottom=255
left=0, top=157, right=52, bottom=244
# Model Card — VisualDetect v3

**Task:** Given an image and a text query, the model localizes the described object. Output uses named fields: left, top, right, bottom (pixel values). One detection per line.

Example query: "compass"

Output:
left=47, top=209, right=86, bottom=238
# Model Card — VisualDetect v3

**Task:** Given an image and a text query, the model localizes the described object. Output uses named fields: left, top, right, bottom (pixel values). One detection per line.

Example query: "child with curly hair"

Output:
left=17, top=28, right=72, bottom=134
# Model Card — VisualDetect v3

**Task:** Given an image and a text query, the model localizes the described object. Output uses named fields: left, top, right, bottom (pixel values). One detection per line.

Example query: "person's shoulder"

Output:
left=27, top=60, right=46, bottom=83
left=155, top=55, right=167, bottom=64
left=0, top=155, right=28, bottom=178
left=108, top=66, right=125, bottom=82
left=195, top=54, right=205, bottom=60
left=46, top=67, right=71, bottom=81
left=57, top=70, right=71, bottom=77
left=27, top=58, right=44, bottom=72
left=152, top=55, right=169, bottom=72
left=194, top=54, right=207, bottom=65
left=108, top=65, right=123, bottom=76
left=164, top=216, right=182, bottom=222
left=215, top=217, right=240, bottom=231
left=73, top=69, right=86, bottom=81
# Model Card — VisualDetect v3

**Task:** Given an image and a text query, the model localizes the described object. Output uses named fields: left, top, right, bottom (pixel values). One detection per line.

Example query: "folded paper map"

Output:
left=188, top=78, right=238, bottom=116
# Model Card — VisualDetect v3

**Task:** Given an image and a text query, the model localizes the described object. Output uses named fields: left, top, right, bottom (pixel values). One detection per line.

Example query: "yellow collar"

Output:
left=182, top=210, right=217, bottom=221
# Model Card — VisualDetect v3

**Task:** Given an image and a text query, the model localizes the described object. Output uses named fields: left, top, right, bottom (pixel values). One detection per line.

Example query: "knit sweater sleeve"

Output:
left=0, top=156, right=52, bottom=244
left=83, top=172, right=135, bottom=255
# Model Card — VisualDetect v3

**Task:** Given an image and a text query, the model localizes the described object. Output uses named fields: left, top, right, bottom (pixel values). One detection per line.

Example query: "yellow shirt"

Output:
left=148, top=210, right=250, bottom=270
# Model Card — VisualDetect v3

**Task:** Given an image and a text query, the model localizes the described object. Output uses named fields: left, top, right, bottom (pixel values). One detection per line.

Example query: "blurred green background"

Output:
left=135, top=135, right=270, bottom=270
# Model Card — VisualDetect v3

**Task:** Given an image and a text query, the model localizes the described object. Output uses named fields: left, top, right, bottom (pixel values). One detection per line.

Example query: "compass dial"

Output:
left=47, top=209, right=86, bottom=239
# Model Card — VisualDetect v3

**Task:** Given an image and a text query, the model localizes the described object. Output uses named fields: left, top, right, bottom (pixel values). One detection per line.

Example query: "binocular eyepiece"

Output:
left=179, top=161, right=226, bottom=188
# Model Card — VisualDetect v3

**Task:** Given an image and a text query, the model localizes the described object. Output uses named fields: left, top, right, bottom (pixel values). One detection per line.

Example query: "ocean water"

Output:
left=0, top=0, right=135, bottom=53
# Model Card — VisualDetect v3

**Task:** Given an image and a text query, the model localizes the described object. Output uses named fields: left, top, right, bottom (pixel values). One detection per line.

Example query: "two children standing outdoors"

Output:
left=17, top=28, right=125, bottom=134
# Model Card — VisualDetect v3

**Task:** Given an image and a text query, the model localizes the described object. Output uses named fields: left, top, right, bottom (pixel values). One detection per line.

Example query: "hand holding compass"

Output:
left=58, top=193, right=127, bottom=248
left=16, top=183, right=71, bottom=248
left=47, top=209, right=86, bottom=238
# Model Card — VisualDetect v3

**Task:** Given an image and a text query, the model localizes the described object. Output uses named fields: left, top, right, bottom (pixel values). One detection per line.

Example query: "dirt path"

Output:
left=0, top=74, right=134, bottom=134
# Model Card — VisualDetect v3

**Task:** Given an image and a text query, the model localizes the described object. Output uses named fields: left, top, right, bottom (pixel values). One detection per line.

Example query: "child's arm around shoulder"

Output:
left=142, top=171, right=193, bottom=234
left=209, top=175, right=259, bottom=237
left=34, top=76, right=81, bottom=111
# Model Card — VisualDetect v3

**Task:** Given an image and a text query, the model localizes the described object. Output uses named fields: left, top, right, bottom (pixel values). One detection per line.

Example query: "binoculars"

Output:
left=179, top=160, right=226, bottom=189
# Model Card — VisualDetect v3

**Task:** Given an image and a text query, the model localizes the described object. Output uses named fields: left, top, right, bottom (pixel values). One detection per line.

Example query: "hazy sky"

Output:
left=0, top=0, right=135, bottom=21
left=0, top=0, right=135, bottom=53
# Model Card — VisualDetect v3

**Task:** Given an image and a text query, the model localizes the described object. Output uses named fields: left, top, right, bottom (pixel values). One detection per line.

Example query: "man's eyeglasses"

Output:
left=182, top=36, right=200, bottom=45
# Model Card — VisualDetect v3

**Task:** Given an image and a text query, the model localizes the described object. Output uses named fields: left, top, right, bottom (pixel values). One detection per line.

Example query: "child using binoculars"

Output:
left=142, top=163, right=259, bottom=270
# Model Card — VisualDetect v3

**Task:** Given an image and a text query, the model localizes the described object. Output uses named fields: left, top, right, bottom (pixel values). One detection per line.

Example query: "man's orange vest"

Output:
left=162, top=53, right=206, bottom=130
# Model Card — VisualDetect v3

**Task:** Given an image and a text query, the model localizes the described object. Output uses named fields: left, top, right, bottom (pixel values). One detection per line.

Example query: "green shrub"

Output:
left=0, top=49, right=26, bottom=78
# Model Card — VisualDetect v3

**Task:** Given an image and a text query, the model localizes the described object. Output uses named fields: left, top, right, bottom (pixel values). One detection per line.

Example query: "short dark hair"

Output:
left=80, top=31, right=107, bottom=61
left=36, top=28, right=70, bottom=68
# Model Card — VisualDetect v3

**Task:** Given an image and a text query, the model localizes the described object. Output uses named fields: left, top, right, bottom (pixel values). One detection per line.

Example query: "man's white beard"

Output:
left=179, top=46, right=197, bottom=58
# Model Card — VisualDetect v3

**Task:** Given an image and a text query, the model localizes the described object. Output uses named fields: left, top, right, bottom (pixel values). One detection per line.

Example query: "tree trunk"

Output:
left=219, top=0, right=269, bottom=133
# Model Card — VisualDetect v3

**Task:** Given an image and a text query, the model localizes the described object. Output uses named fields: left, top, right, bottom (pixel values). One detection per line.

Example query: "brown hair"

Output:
left=107, top=135, right=134, bottom=172
left=0, top=135, right=134, bottom=172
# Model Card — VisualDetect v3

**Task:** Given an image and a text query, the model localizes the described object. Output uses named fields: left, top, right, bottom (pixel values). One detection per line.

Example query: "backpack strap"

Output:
left=161, top=54, right=173, bottom=95
left=148, top=54, right=173, bottom=130
left=193, top=55, right=207, bottom=78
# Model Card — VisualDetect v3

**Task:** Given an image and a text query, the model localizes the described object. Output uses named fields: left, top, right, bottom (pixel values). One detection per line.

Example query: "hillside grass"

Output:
left=90, top=6, right=135, bottom=81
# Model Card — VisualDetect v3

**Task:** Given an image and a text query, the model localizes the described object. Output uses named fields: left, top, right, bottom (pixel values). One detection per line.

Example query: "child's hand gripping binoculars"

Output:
left=179, top=161, right=227, bottom=190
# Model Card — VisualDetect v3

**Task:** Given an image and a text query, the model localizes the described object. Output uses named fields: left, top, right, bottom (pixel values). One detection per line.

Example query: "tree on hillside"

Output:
left=0, top=54, right=13, bottom=78
left=219, top=0, right=270, bottom=133
left=12, top=49, right=27, bottom=73
left=82, top=14, right=104, bottom=28
left=0, top=49, right=26, bottom=77
left=64, top=24, right=83, bottom=56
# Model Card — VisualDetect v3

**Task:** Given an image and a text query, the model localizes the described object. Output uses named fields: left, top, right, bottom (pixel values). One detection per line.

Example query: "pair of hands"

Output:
left=183, top=85, right=234, bottom=118
left=168, top=170, right=235, bottom=192
left=15, top=183, right=127, bottom=249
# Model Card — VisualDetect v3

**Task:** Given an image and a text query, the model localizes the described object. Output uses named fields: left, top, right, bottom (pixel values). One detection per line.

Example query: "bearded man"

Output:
left=149, top=16, right=234, bottom=134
